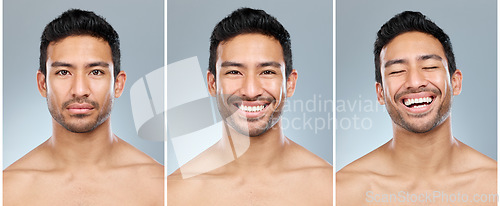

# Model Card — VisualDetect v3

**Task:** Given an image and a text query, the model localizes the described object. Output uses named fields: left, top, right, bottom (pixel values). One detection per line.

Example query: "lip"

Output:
left=66, top=103, right=94, bottom=114
left=399, top=92, right=436, bottom=114
left=233, top=101, right=270, bottom=119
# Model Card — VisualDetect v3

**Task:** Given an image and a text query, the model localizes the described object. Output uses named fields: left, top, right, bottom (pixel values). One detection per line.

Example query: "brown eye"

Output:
left=225, top=70, right=240, bottom=75
left=261, top=70, right=276, bottom=75
left=56, top=70, right=69, bottom=76
left=91, top=70, right=104, bottom=75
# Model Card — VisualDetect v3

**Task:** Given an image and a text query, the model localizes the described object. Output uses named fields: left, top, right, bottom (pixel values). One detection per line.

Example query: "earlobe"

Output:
left=207, top=71, right=217, bottom=97
left=451, top=69, right=463, bottom=95
left=286, top=69, right=298, bottom=97
left=375, top=82, right=385, bottom=105
left=114, top=71, right=127, bottom=98
left=36, top=70, right=47, bottom=97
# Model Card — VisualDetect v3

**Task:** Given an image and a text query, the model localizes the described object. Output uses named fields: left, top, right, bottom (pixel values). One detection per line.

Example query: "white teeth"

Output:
left=239, top=105, right=265, bottom=112
left=404, top=97, right=432, bottom=107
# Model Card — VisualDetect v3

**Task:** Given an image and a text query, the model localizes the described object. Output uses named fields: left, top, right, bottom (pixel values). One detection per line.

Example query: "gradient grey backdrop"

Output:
left=3, top=0, right=164, bottom=169
left=337, top=0, right=497, bottom=171
left=167, top=0, right=333, bottom=174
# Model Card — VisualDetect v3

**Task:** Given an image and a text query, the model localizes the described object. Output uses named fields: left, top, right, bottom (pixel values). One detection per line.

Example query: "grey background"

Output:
left=167, top=0, right=333, bottom=174
left=3, top=0, right=164, bottom=169
left=336, top=0, right=497, bottom=171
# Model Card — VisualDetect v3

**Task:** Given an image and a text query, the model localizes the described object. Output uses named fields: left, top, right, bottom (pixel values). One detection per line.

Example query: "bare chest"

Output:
left=8, top=173, right=161, bottom=206
left=170, top=177, right=331, bottom=206
left=364, top=176, right=496, bottom=206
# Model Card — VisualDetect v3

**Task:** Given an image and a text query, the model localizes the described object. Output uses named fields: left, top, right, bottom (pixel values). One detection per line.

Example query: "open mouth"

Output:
left=235, top=103, right=269, bottom=112
left=403, top=97, right=433, bottom=109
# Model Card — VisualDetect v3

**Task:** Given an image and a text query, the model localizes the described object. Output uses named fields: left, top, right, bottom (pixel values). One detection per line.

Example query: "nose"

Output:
left=405, top=68, right=428, bottom=89
left=71, top=74, right=90, bottom=97
left=240, top=74, right=263, bottom=98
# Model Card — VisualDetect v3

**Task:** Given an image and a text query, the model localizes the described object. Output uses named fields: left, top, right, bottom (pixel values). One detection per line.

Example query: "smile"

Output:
left=239, top=105, right=266, bottom=112
left=403, top=97, right=433, bottom=108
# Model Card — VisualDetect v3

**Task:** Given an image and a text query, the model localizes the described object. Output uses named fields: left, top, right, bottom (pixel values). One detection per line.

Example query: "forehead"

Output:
left=381, top=31, right=446, bottom=62
left=47, top=35, right=112, bottom=63
left=216, top=33, right=284, bottom=63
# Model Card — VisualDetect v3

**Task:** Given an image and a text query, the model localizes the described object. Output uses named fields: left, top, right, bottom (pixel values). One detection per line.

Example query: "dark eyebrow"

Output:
left=50, top=61, right=110, bottom=68
left=87, top=62, right=110, bottom=68
left=221, top=61, right=243, bottom=68
left=220, top=61, right=282, bottom=68
left=51, top=61, right=73, bottom=68
left=259, top=61, right=282, bottom=68
left=384, top=54, right=443, bottom=68
left=384, top=59, right=407, bottom=68
left=418, top=54, right=442, bottom=61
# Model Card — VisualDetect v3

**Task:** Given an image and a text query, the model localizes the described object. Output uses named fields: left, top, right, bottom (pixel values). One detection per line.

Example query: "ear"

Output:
left=37, top=70, right=47, bottom=97
left=375, top=82, right=385, bottom=105
left=114, top=71, right=127, bottom=98
left=286, top=69, right=298, bottom=97
left=207, top=70, right=217, bottom=97
left=451, top=69, right=462, bottom=95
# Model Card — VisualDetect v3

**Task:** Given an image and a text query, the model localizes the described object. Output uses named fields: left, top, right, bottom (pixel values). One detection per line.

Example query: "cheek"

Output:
left=90, top=81, right=114, bottom=99
left=427, top=72, right=449, bottom=92
left=261, top=79, right=285, bottom=102
left=46, top=81, right=68, bottom=100
left=382, top=79, right=403, bottom=101
left=217, top=79, right=238, bottom=94
left=263, top=80, right=283, bottom=94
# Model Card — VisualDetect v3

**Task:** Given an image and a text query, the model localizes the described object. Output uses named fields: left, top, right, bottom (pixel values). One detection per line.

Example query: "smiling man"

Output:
left=336, top=11, right=497, bottom=205
left=168, top=8, right=333, bottom=205
left=3, top=9, right=163, bottom=205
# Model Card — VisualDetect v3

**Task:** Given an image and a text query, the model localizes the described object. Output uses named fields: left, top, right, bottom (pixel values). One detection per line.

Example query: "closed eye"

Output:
left=389, top=70, right=404, bottom=75
left=423, top=66, right=438, bottom=70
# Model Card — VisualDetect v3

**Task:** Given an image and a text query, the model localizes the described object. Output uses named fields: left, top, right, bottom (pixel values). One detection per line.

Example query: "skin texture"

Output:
left=336, top=32, right=497, bottom=206
left=3, top=36, right=164, bottom=206
left=168, top=34, right=333, bottom=205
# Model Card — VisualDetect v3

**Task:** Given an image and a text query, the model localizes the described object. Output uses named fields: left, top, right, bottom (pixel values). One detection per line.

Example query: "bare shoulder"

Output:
left=167, top=168, right=215, bottom=205
left=3, top=142, right=54, bottom=205
left=336, top=167, right=372, bottom=206
left=4, top=170, right=38, bottom=205
left=336, top=144, right=389, bottom=206
left=286, top=138, right=332, bottom=168
left=458, top=140, right=497, bottom=169
left=115, top=137, right=161, bottom=162
left=456, top=140, right=497, bottom=192
left=4, top=140, right=53, bottom=180
left=112, top=138, right=164, bottom=191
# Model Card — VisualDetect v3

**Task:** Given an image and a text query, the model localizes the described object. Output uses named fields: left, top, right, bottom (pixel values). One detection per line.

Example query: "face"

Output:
left=207, top=33, right=297, bottom=137
left=376, top=31, right=462, bottom=133
left=37, top=35, right=126, bottom=133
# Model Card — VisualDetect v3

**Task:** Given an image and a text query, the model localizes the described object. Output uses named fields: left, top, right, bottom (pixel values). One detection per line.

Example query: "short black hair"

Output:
left=40, top=9, right=120, bottom=78
left=374, top=11, right=456, bottom=84
left=208, top=7, right=292, bottom=79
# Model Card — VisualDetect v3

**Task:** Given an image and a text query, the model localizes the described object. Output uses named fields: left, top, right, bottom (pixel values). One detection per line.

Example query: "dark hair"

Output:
left=374, top=11, right=456, bottom=84
left=40, top=9, right=120, bottom=78
left=209, top=8, right=292, bottom=79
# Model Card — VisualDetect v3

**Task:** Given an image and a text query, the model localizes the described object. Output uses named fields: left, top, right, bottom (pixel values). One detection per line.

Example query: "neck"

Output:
left=47, top=118, right=117, bottom=169
left=387, top=117, right=459, bottom=176
left=218, top=120, right=289, bottom=173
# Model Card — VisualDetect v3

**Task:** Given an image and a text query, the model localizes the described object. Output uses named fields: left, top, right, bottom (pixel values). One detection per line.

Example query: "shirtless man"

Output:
left=168, top=8, right=332, bottom=205
left=336, top=11, right=497, bottom=206
left=3, top=9, right=163, bottom=206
